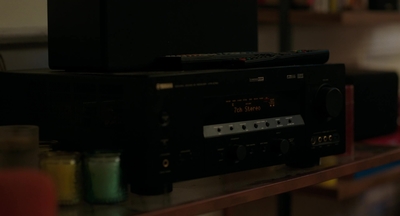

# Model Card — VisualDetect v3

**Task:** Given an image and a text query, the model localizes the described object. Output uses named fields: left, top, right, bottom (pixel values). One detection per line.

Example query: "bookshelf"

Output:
left=258, top=8, right=400, bottom=25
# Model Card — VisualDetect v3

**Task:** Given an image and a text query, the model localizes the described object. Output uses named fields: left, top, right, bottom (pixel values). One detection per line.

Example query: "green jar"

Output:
left=83, top=152, right=127, bottom=204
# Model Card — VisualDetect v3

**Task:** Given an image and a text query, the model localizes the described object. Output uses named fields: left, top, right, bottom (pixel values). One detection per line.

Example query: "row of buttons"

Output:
left=203, top=115, right=304, bottom=138
left=216, top=119, right=293, bottom=133
left=215, top=139, right=293, bottom=163
left=159, top=111, right=172, bottom=171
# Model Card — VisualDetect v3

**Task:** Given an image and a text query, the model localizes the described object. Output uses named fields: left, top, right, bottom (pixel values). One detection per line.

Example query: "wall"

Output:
left=0, top=0, right=47, bottom=71
left=0, top=0, right=46, bottom=28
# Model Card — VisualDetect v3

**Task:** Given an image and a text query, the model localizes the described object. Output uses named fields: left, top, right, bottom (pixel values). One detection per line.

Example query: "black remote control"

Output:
left=235, top=49, right=330, bottom=68
left=155, top=49, right=330, bottom=70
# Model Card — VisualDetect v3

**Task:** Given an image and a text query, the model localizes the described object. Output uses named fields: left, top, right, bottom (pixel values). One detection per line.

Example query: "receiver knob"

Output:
left=271, top=139, right=290, bottom=154
left=230, top=145, right=247, bottom=161
left=316, top=86, right=343, bottom=118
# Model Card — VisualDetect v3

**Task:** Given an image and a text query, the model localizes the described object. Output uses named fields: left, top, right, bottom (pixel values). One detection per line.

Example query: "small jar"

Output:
left=83, top=152, right=127, bottom=204
left=40, top=151, right=81, bottom=205
left=0, top=125, right=39, bottom=169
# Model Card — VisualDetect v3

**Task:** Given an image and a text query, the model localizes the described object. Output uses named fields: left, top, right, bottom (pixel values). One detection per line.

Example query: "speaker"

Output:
left=346, top=70, right=398, bottom=141
left=47, top=0, right=258, bottom=71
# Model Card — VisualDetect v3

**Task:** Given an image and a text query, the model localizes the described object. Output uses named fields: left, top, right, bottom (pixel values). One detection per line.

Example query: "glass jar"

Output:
left=40, top=151, right=81, bottom=205
left=0, top=125, right=39, bottom=169
left=83, top=152, right=127, bottom=204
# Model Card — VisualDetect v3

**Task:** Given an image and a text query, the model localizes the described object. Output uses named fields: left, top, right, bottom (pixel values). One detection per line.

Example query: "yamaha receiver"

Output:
left=0, top=64, right=345, bottom=194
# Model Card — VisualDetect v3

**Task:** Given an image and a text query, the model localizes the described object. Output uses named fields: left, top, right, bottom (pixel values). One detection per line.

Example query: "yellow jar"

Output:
left=40, top=151, right=81, bottom=205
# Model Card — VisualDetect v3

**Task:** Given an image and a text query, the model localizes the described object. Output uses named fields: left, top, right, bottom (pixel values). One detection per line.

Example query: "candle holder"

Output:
left=83, top=152, right=127, bottom=204
left=40, top=151, right=81, bottom=205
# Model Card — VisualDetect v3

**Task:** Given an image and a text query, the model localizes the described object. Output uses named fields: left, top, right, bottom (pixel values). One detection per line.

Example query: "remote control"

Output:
left=155, top=49, right=330, bottom=70
left=235, top=49, right=330, bottom=68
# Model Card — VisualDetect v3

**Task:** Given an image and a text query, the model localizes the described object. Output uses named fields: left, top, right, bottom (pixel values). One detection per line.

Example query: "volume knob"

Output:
left=316, top=86, right=343, bottom=118
left=230, top=145, right=247, bottom=161
left=271, top=139, right=290, bottom=154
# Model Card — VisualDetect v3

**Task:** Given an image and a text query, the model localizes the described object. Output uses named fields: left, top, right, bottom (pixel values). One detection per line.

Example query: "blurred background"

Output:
left=2, top=0, right=400, bottom=215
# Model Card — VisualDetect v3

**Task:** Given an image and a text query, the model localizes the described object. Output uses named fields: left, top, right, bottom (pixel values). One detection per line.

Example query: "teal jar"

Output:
left=83, top=152, right=127, bottom=204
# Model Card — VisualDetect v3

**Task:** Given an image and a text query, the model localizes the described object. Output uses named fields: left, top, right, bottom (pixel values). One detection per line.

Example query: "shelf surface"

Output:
left=258, top=8, right=341, bottom=25
left=59, top=144, right=400, bottom=216
left=0, top=27, right=47, bottom=45
left=297, top=164, right=400, bottom=200
left=258, top=8, right=400, bottom=25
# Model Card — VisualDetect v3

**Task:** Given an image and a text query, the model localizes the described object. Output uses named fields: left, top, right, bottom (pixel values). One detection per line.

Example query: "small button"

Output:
left=217, top=128, right=221, bottom=133
left=179, top=151, right=193, bottom=162
left=265, top=122, right=270, bottom=127
left=242, top=125, right=246, bottom=130
left=277, top=120, right=281, bottom=125
left=159, top=111, right=170, bottom=127
left=230, top=126, right=234, bottom=131
left=260, top=144, right=268, bottom=153
left=160, top=139, right=169, bottom=148
left=288, top=119, right=292, bottom=123
left=333, top=134, right=340, bottom=141
left=254, top=123, right=258, bottom=128
left=248, top=146, right=255, bottom=155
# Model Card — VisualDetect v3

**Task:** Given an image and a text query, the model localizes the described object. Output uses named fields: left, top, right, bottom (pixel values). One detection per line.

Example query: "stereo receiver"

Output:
left=0, top=64, right=345, bottom=195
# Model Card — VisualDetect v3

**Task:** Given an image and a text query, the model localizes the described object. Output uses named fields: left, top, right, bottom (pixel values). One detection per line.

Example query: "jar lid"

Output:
left=0, top=125, right=39, bottom=151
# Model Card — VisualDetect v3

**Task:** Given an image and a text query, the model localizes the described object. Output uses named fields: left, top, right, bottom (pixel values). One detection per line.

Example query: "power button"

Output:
left=159, top=111, right=170, bottom=127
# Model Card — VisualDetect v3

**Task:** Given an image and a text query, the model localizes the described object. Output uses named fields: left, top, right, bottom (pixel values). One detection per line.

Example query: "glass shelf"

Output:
left=59, top=144, right=400, bottom=216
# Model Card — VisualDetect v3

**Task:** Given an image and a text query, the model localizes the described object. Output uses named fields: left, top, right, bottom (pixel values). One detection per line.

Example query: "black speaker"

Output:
left=47, top=0, right=258, bottom=71
left=346, top=70, right=398, bottom=141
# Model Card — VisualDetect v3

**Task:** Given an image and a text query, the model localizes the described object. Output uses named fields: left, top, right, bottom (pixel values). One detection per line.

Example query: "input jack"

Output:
left=318, top=136, right=322, bottom=143
left=323, top=136, right=328, bottom=142
left=162, top=159, right=169, bottom=168
left=311, top=137, right=317, bottom=145
left=328, top=135, right=333, bottom=141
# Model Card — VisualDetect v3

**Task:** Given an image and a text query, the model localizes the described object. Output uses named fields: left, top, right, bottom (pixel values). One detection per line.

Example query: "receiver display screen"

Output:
left=228, top=96, right=275, bottom=114
left=204, top=92, right=301, bottom=125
